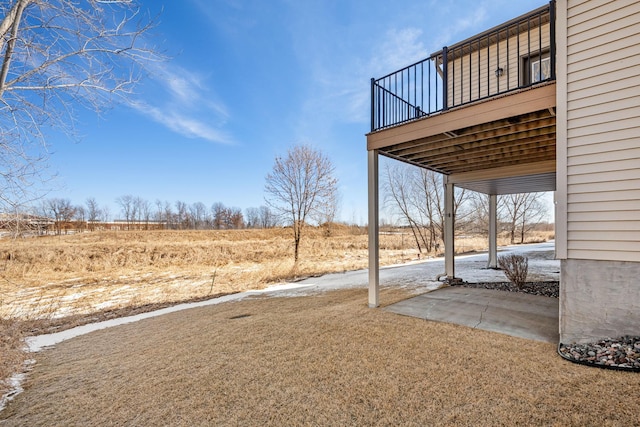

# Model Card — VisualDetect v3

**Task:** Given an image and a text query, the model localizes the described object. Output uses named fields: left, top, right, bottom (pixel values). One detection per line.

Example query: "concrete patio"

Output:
left=385, top=285, right=559, bottom=343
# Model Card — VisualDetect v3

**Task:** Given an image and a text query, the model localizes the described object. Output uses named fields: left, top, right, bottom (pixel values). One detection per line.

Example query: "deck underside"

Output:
left=367, top=83, right=557, bottom=194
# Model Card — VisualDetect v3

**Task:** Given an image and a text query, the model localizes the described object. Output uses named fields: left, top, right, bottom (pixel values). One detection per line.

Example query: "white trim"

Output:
left=555, top=0, right=568, bottom=259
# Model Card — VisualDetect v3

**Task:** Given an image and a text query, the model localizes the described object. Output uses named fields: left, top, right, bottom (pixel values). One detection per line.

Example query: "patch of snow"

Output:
left=0, top=359, right=34, bottom=413
left=25, top=293, right=249, bottom=352
left=60, top=292, right=85, bottom=302
left=4, top=241, right=559, bottom=415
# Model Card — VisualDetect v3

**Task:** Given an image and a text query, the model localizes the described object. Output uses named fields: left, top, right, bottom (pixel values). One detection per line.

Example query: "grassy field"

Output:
left=0, top=226, right=553, bottom=403
left=0, top=226, right=553, bottom=321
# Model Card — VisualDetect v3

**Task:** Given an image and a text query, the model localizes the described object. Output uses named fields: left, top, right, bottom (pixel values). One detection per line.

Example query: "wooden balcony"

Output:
left=368, top=2, right=556, bottom=195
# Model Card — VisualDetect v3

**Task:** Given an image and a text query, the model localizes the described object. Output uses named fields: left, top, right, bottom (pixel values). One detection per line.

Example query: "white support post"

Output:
left=368, top=149, right=379, bottom=308
left=444, top=177, right=455, bottom=280
left=487, top=194, right=498, bottom=269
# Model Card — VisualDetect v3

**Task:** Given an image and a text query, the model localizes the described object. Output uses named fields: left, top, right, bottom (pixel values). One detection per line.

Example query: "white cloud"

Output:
left=306, top=27, right=427, bottom=127
left=130, top=100, right=232, bottom=144
left=430, top=6, right=488, bottom=51
left=131, top=62, right=232, bottom=144
left=374, top=28, right=428, bottom=75
left=341, top=6, right=489, bottom=125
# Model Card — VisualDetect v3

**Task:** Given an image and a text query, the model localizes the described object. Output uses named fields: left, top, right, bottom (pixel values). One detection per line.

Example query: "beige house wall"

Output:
left=565, top=0, right=640, bottom=262
left=446, top=22, right=550, bottom=107
left=558, top=0, right=640, bottom=344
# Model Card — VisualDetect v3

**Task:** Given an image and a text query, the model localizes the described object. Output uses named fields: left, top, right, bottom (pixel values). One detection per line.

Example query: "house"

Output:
left=366, top=0, right=640, bottom=345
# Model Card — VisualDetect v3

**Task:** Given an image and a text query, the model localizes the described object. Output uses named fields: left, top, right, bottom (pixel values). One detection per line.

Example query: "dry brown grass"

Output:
left=0, top=227, right=553, bottom=321
left=0, top=319, right=25, bottom=397
left=0, top=227, right=553, bottom=401
left=1, top=287, right=637, bottom=426
left=0, top=227, right=366, bottom=320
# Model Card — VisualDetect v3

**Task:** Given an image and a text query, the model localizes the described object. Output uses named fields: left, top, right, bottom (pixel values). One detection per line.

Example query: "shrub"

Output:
left=498, top=254, right=528, bottom=289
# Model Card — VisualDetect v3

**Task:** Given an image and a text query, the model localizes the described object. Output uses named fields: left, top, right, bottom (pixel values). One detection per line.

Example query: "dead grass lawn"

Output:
left=0, top=227, right=553, bottom=321
left=1, top=287, right=638, bottom=426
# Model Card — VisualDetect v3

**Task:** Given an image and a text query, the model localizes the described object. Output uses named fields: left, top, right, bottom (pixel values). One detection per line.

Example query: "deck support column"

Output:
left=487, top=194, right=498, bottom=268
left=444, top=177, right=455, bottom=279
left=368, top=149, right=379, bottom=308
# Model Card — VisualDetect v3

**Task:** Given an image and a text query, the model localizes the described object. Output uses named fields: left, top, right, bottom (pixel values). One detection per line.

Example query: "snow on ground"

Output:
left=25, top=241, right=559, bottom=352
left=1, top=242, right=560, bottom=412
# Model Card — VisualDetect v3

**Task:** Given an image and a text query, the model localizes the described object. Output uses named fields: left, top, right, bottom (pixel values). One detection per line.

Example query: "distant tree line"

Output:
left=26, top=196, right=281, bottom=234
left=1, top=151, right=551, bottom=248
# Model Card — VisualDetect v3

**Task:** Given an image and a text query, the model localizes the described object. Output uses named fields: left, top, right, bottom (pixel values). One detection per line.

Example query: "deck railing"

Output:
left=371, top=1, right=555, bottom=132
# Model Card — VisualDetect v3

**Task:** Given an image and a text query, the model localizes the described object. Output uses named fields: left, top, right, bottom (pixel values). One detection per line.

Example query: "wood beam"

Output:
left=402, top=128, right=556, bottom=165
left=384, top=110, right=555, bottom=157
left=448, top=160, right=556, bottom=184
left=367, top=82, right=556, bottom=151
left=442, top=153, right=556, bottom=174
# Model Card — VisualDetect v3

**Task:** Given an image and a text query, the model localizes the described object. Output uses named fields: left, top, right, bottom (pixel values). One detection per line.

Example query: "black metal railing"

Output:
left=371, top=1, right=555, bottom=132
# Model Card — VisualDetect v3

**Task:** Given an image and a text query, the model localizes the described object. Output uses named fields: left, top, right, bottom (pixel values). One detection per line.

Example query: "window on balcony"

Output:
left=522, top=50, right=551, bottom=85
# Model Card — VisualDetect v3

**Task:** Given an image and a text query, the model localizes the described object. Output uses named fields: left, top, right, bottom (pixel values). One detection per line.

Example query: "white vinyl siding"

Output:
left=565, top=0, right=640, bottom=262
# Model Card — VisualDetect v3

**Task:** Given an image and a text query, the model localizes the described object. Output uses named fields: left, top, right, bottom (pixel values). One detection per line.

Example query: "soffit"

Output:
left=378, top=108, right=557, bottom=195
left=454, top=172, right=556, bottom=195
left=382, top=107, right=555, bottom=164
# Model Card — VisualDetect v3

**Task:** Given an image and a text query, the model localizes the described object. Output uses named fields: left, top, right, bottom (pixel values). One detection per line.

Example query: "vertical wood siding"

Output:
left=566, top=0, right=640, bottom=262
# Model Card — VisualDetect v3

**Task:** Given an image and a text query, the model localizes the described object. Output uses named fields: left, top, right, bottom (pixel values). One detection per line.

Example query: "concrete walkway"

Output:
left=385, top=286, right=559, bottom=343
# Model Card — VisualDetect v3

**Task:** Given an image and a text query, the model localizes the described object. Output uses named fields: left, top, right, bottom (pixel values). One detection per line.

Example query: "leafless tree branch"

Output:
left=0, top=0, right=163, bottom=212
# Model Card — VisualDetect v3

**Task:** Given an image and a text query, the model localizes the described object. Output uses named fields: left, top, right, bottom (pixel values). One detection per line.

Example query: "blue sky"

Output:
left=45, top=0, right=546, bottom=223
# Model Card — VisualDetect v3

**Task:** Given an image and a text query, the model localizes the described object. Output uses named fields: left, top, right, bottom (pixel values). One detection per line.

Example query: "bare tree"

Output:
left=259, top=205, right=277, bottom=228
left=245, top=207, right=260, bottom=229
left=74, top=205, right=86, bottom=232
left=43, top=197, right=75, bottom=235
left=314, top=184, right=340, bottom=236
left=383, top=162, right=426, bottom=252
left=101, top=205, right=111, bottom=223
left=175, top=200, right=188, bottom=230
left=501, top=192, right=547, bottom=244
left=137, top=197, right=151, bottom=229
left=210, top=202, right=224, bottom=229
left=383, top=162, right=471, bottom=255
left=226, top=207, right=244, bottom=229
left=0, top=1, right=160, bottom=211
left=265, top=145, right=338, bottom=262
left=154, top=200, right=173, bottom=229
left=85, top=197, right=101, bottom=231
left=116, top=194, right=134, bottom=228
left=189, top=202, right=208, bottom=230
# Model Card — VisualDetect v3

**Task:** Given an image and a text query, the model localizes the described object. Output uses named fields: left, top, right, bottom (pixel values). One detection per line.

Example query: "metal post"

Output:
left=370, top=78, right=375, bottom=132
left=368, top=149, right=379, bottom=308
left=487, top=194, right=498, bottom=269
left=442, top=46, right=448, bottom=110
left=444, top=176, right=455, bottom=279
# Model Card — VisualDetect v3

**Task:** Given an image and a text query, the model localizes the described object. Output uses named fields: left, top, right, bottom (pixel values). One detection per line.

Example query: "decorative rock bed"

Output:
left=558, top=337, right=640, bottom=371
left=458, top=281, right=559, bottom=298
left=455, top=281, right=640, bottom=371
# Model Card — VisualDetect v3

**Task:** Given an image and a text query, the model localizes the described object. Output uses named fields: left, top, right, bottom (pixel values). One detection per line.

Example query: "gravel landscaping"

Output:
left=559, top=337, right=640, bottom=371
left=457, top=280, right=559, bottom=298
